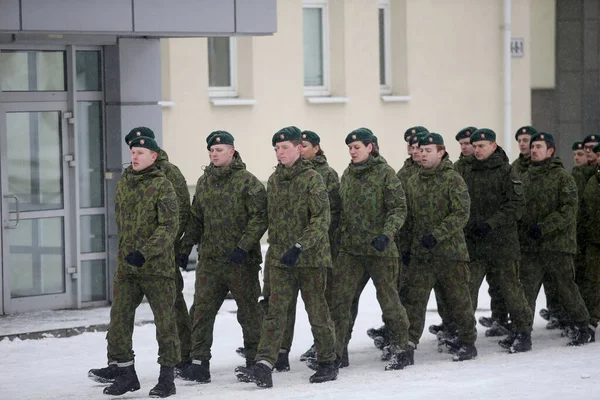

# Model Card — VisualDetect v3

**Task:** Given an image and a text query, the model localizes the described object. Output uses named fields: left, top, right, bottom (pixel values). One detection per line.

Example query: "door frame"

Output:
left=0, top=101, right=76, bottom=314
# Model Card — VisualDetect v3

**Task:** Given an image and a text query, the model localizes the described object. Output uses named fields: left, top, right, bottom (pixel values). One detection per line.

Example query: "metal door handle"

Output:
left=3, top=194, right=20, bottom=229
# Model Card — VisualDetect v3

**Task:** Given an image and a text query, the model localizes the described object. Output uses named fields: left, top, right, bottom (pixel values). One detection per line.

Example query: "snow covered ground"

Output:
left=1, top=265, right=599, bottom=400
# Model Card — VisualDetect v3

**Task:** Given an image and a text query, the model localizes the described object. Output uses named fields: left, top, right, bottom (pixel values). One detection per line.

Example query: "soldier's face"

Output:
left=275, top=141, right=302, bottom=168
left=130, top=147, right=157, bottom=171
left=410, top=143, right=421, bottom=164
left=473, top=141, right=497, bottom=161
left=459, top=138, right=474, bottom=156
left=517, top=135, right=532, bottom=155
left=209, top=144, right=235, bottom=167
left=585, top=142, right=598, bottom=163
left=530, top=141, right=554, bottom=162
left=348, top=141, right=372, bottom=164
left=573, top=150, right=587, bottom=166
left=301, top=141, right=319, bottom=160
left=420, top=144, right=444, bottom=169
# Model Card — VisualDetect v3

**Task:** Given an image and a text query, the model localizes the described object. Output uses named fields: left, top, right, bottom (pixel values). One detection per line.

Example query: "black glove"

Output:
left=401, top=251, right=411, bottom=266
left=125, top=250, right=146, bottom=268
left=229, top=247, right=247, bottom=265
left=175, top=253, right=189, bottom=270
left=420, top=234, right=438, bottom=250
left=370, top=235, right=390, bottom=252
left=472, top=222, right=493, bottom=238
left=280, top=246, right=302, bottom=267
left=528, top=224, right=543, bottom=240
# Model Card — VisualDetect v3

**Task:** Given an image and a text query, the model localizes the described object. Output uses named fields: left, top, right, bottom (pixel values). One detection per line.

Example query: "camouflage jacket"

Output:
left=511, top=153, right=531, bottom=178
left=115, top=165, right=179, bottom=279
left=519, top=157, right=578, bottom=254
left=453, top=153, right=475, bottom=177
left=462, top=146, right=524, bottom=261
left=403, top=156, right=470, bottom=261
left=180, top=152, right=267, bottom=268
left=156, top=149, right=191, bottom=251
left=397, top=157, right=419, bottom=188
left=265, top=158, right=331, bottom=268
left=308, top=155, right=341, bottom=258
left=572, top=164, right=596, bottom=250
left=339, top=155, right=406, bottom=257
left=580, top=167, right=600, bottom=245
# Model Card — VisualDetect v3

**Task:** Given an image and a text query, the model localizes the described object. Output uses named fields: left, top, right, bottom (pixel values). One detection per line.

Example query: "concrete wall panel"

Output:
left=236, top=0, right=278, bottom=34
left=21, top=0, right=132, bottom=32
left=133, top=0, right=234, bottom=34
left=0, top=0, right=20, bottom=31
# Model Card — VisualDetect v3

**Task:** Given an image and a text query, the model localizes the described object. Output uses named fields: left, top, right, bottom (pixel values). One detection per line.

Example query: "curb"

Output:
left=0, top=319, right=155, bottom=342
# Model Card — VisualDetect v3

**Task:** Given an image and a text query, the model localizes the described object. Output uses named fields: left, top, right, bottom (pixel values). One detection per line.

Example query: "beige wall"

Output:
left=162, top=0, right=533, bottom=184
left=530, top=0, right=556, bottom=89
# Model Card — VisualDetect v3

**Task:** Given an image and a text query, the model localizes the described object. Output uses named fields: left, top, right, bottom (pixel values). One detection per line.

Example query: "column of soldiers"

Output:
left=88, top=124, right=598, bottom=396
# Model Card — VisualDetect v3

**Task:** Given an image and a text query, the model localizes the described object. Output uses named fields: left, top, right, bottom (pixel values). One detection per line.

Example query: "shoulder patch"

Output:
left=511, top=179, right=523, bottom=195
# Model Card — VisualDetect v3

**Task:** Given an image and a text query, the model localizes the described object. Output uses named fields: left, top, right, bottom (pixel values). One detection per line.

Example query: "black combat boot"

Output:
left=498, top=333, right=516, bottom=349
left=88, top=362, right=121, bottom=384
left=485, top=320, right=511, bottom=337
left=567, top=326, right=593, bottom=346
left=235, top=361, right=273, bottom=388
left=179, top=360, right=210, bottom=383
left=509, top=333, right=532, bottom=353
left=428, top=323, right=446, bottom=335
left=366, top=324, right=387, bottom=340
left=385, top=346, right=414, bottom=371
left=539, top=308, right=551, bottom=321
left=452, top=343, right=478, bottom=362
left=309, top=361, right=339, bottom=383
left=235, top=346, right=246, bottom=358
left=305, top=356, right=319, bottom=371
left=273, top=351, right=290, bottom=372
left=102, top=363, right=140, bottom=396
left=300, top=343, right=316, bottom=361
left=174, top=359, right=191, bottom=378
left=149, top=366, right=176, bottom=398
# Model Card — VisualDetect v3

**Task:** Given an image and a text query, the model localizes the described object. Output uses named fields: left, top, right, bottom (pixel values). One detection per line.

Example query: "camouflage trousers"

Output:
left=107, top=274, right=180, bottom=366
left=191, top=261, right=263, bottom=361
left=520, top=252, right=590, bottom=327
left=329, top=252, right=409, bottom=356
left=256, top=264, right=336, bottom=365
left=403, top=259, right=477, bottom=346
left=174, top=267, right=192, bottom=362
left=469, top=259, right=533, bottom=333
left=578, top=244, right=600, bottom=327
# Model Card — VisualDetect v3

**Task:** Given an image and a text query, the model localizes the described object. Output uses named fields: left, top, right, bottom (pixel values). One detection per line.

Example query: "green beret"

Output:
left=530, top=132, right=555, bottom=147
left=572, top=141, right=584, bottom=151
left=272, top=126, right=302, bottom=147
left=125, top=126, right=155, bottom=145
left=593, top=143, right=600, bottom=153
left=404, top=126, right=429, bottom=142
left=583, top=134, right=599, bottom=144
left=514, top=126, right=537, bottom=141
left=206, top=130, right=234, bottom=150
left=471, top=128, right=496, bottom=143
left=419, top=132, right=444, bottom=146
left=455, top=126, right=478, bottom=141
left=129, top=136, right=160, bottom=152
left=409, top=132, right=427, bottom=146
left=301, top=130, right=320, bottom=145
left=345, top=127, right=375, bottom=145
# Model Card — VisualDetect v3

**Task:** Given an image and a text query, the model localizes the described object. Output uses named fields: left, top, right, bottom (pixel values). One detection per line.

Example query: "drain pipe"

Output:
left=503, top=0, right=512, bottom=159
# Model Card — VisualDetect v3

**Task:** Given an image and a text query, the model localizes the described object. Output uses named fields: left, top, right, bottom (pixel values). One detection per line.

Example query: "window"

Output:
left=303, top=0, right=329, bottom=96
left=379, top=0, right=392, bottom=94
left=208, top=37, right=237, bottom=97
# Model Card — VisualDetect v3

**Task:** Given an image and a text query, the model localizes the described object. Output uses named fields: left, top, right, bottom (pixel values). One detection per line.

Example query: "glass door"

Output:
left=0, top=102, right=74, bottom=313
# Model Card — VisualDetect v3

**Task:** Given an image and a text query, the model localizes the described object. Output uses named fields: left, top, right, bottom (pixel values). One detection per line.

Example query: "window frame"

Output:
left=207, top=37, right=238, bottom=98
left=379, top=0, right=392, bottom=95
left=303, top=0, right=330, bottom=97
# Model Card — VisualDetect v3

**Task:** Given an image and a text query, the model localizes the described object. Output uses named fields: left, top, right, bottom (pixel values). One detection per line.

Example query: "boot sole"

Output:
left=88, top=373, right=115, bottom=385
left=235, top=370, right=272, bottom=388
left=149, top=387, right=176, bottom=398
left=309, top=374, right=338, bottom=383
left=103, top=383, right=140, bottom=396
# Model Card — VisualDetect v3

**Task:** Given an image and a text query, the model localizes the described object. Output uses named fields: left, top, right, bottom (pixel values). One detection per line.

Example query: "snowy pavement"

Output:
left=1, top=266, right=600, bottom=399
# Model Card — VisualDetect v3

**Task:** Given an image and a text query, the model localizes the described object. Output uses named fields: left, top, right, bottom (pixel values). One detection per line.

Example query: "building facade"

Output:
left=0, top=0, right=277, bottom=315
